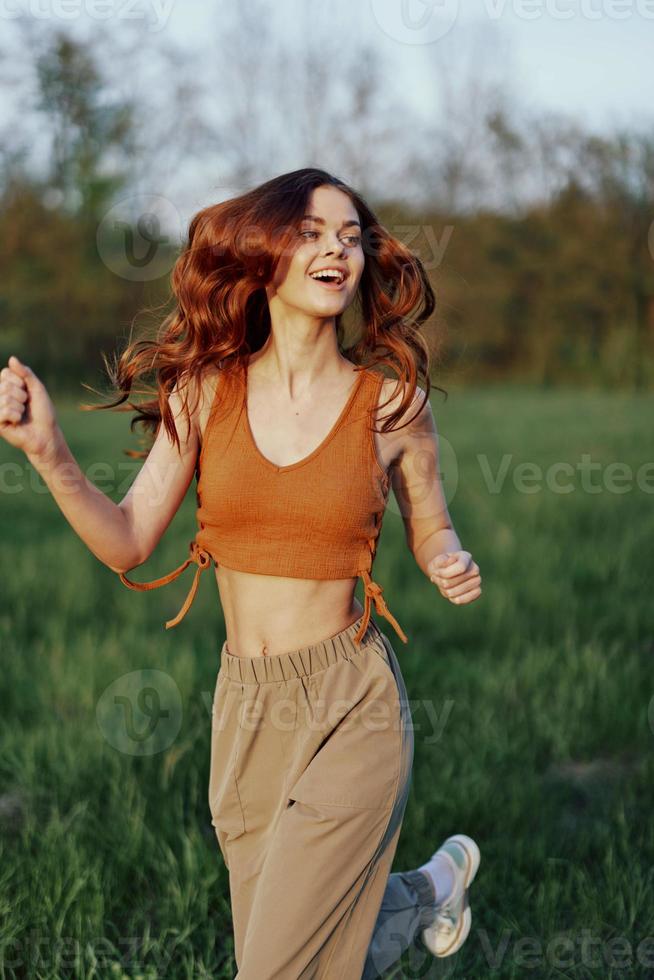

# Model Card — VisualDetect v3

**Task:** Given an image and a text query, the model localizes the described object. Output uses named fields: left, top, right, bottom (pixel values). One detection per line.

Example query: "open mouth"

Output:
left=307, top=268, right=348, bottom=290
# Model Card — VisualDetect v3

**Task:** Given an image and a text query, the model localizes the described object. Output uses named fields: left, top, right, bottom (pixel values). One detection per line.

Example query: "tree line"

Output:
left=1, top=12, right=652, bottom=394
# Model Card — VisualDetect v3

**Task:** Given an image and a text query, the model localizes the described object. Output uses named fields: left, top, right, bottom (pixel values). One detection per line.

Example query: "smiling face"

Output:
left=267, top=184, right=365, bottom=317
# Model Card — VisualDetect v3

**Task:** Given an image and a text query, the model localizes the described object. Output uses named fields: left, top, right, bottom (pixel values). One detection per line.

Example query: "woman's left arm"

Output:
left=390, top=386, right=482, bottom=607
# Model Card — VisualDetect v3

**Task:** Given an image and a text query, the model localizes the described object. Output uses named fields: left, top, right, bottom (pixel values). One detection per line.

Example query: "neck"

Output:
left=247, top=331, right=353, bottom=394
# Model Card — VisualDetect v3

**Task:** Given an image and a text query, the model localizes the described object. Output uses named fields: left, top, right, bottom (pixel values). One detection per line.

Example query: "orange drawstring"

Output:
left=353, top=568, right=408, bottom=646
left=119, top=541, right=406, bottom=643
left=118, top=540, right=214, bottom=629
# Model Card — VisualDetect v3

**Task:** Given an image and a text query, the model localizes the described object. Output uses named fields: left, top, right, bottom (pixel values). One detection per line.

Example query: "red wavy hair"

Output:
left=81, top=167, right=443, bottom=457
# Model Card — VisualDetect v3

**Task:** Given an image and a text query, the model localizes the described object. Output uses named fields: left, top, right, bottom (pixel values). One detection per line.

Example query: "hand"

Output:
left=0, top=355, right=62, bottom=463
left=428, top=550, right=482, bottom=605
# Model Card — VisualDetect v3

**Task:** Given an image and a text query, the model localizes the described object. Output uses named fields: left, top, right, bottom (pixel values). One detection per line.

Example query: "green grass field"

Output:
left=1, top=384, right=653, bottom=979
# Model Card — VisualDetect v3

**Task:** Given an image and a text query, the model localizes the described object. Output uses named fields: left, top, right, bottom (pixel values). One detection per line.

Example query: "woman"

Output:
left=0, top=168, right=481, bottom=978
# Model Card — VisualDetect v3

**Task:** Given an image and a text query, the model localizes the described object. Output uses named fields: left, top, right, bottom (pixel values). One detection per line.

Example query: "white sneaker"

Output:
left=420, top=834, right=481, bottom=958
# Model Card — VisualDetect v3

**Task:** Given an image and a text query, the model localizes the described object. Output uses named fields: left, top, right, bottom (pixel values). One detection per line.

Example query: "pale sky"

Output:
left=2, top=0, right=651, bottom=135
left=1, top=0, right=651, bottom=225
left=165, top=0, right=653, bottom=134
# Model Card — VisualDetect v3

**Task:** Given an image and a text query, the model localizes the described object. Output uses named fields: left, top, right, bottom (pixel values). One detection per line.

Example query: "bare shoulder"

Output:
left=162, top=365, right=221, bottom=450
left=371, top=372, right=432, bottom=432
left=368, top=371, right=433, bottom=470
left=195, top=365, right=224, bottom=443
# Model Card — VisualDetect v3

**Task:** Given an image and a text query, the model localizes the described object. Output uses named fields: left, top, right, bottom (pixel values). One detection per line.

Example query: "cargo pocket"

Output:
left=286, top=654, right=403, bottom=812
left=208, top=677, right=245, bottom=845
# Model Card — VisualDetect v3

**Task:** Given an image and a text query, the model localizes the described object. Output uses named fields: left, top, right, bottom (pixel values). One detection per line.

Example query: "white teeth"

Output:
left=309, top=268, right=345, bottom=283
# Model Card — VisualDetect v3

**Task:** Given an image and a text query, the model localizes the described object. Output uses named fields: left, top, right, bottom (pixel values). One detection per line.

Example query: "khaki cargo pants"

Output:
left=208, top=614, right=437, bottom=979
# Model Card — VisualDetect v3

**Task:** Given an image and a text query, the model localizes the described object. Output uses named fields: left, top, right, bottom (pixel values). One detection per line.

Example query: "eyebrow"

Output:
left=301, top=214, right=361, bottom=230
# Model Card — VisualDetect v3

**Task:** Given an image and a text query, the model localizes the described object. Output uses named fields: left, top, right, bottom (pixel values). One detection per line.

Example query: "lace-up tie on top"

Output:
left=118, top=359, right=408, bottom=647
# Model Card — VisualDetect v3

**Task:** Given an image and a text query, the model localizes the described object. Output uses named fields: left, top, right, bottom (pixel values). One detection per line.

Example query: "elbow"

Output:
left=105, top=521, right=151, bottom=575
left=106, top=548, right=149, bottom=576
left=108, top=562, right=131, bottom=576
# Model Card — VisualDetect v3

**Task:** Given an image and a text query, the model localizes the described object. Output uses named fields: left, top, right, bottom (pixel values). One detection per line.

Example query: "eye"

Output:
left=300, top=230, right=318, bottom=239
left=342, top=235, right=361, bottom=247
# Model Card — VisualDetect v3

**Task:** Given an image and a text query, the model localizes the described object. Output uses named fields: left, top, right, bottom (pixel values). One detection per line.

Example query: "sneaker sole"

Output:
left=423, top=834, right=481, bottom=958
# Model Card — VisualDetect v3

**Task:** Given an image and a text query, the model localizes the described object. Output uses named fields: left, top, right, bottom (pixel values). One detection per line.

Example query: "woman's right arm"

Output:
left=0, top=354, right=201, bottom=575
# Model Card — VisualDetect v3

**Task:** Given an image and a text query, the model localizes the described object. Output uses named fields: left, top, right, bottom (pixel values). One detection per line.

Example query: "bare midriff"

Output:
left=217, top=564, right=365, bottom=658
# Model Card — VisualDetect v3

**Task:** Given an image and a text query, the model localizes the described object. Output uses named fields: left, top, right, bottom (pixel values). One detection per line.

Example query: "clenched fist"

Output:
left=0, top=355, right=61, bottom=462
left=428, top=551, right=482, bottom=606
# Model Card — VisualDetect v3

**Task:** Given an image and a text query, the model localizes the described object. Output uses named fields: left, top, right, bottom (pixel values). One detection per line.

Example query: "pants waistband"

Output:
left=219, top=614, right=384, bottom=684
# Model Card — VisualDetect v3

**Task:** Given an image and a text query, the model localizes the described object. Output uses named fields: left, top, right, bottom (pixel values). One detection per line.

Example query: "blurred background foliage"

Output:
left=1, top=8, right=653, bottom=398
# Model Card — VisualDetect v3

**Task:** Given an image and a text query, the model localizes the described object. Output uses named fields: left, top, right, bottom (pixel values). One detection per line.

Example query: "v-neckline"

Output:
left=242, top=357, right=368, bottom=474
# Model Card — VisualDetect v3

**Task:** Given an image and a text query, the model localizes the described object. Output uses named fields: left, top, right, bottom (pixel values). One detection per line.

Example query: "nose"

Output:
left=321, top=232, right=346, bottom=257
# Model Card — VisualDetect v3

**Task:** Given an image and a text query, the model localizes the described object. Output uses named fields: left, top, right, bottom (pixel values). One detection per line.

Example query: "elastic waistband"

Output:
left=219, top=614, right=384, bottom=684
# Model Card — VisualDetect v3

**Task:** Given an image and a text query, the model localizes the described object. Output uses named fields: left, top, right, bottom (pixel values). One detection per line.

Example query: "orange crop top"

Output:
left=118, top=357, right=408, bottom=647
